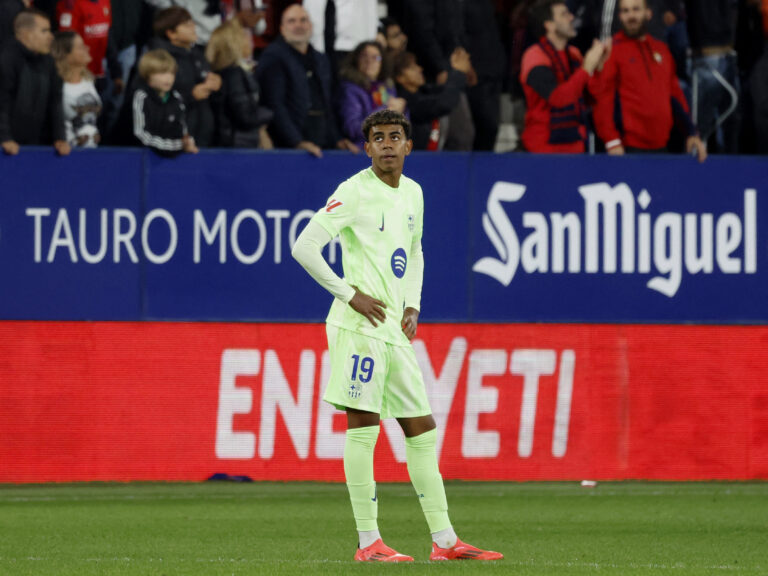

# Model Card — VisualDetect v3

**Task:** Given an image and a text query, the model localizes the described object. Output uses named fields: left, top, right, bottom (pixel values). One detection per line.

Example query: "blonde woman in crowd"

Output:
left=51, top=31, right=102, bottom=148
left=206, top=18, right=273, bottom=149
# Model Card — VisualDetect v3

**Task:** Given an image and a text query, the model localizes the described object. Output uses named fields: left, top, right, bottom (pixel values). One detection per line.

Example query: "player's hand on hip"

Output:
left=401, top=307, right=419, bottom=340
left=349, top=287, right=387, bottom=327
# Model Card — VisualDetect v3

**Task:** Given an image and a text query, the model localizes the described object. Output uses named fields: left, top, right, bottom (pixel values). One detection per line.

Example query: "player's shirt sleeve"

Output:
left=292, top=220, right=356, bottom=303
left=311, top=181, right=359, bottom=238
left=403, top=184, right=425, bottom=311
left=404, top=239, right=423, bottom=311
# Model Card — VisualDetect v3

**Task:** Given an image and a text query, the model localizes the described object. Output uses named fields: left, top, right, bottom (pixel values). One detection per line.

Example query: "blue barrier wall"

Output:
left=1, top=149, right=766, bottom=322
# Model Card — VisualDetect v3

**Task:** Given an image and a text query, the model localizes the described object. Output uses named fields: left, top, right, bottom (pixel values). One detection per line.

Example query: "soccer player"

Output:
left=292, top=109, right=503, bottom=563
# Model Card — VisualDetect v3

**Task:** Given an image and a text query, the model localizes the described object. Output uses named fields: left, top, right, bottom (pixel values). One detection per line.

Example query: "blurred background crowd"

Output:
left=1, top=0, right=767, bottom=158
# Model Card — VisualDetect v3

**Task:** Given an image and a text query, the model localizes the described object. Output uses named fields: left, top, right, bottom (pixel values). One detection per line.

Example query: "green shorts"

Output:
left=323, top=324, right=432, bottom=419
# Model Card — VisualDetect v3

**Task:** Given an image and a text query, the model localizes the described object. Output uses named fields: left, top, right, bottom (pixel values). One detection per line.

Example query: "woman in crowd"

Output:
left=206, top=18, right=273, bottom=148
left=337, top=40, right=406, bottom=147
left=51, top=31, right=102, bottom=148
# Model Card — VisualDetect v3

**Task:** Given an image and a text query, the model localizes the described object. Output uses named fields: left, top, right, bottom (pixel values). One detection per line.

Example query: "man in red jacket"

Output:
left=592, top=0, right=706, bottom=161
left=520, top=0, right=606, bottom=153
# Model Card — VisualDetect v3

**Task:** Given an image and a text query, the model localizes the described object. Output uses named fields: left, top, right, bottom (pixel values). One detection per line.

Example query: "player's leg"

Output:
left=345, top=408, right=412, bottom=562
left=344, top=408, right=381, bottom=548
left=390, top=345, right=503, bottom=561
left=323, top=326, right=413, bottom=562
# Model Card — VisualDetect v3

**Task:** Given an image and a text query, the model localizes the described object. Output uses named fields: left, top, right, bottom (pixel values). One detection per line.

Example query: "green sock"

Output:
left=405, top=428, right=452, bottom=533
left=344, top=426, right=380, bottom=532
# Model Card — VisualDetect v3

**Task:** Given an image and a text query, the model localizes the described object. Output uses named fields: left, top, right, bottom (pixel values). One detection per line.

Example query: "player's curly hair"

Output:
left=361, top=110, right=412, bottom=142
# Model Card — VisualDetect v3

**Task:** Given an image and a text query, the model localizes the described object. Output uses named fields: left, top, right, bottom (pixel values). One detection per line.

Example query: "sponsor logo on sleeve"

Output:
left=325, top=199, right=343, bottom=213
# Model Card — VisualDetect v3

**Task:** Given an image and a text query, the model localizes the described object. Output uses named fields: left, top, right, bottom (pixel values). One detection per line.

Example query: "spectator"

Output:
left=337, top=41, right=407, bottom=147
left=393, top=49, right=470, bottom=150
left=0, top=9, right=69, bottom=155
left=381, top=16, right=408, bottom=56
left=394, top=0, right=477, bottom=150
left=591, top=0, right=706, bottom=160
left=462, top=0, right=506, bottom=150
left=395, top=0, right=467, bottom=83
left=220, top=0, right=268, bottom=56
left=52, top=30, right=101, bottom=147
left=145, top=0, right=222, bottom=46
left=206, top=18, right=272, bottom=147
left=131, top=48, right=198, bottom=155
left=100, top=0, right=153, bottom=143
left=151, top=6, right=221, bottom=147
left=256, top=3, right=357, bottom=157
left=0, top=0, right=30, bottom=47
left=520, top=0, right=605, bottom=153
left=56, top=0, right=118, bottom=86
left=685, top=0, right=740, bottom=153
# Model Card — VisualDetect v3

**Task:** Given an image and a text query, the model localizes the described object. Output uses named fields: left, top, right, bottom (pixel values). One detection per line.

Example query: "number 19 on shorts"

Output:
left=350, top=354, right=374, bottom=383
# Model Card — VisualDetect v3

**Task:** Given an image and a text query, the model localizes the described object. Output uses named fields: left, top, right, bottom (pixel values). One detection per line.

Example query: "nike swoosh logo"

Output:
left=378, top=214, right=384, bottom=232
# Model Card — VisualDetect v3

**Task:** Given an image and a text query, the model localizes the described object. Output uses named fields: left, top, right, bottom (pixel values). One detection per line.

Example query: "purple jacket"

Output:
left=338, top=80, right=399, bottom=147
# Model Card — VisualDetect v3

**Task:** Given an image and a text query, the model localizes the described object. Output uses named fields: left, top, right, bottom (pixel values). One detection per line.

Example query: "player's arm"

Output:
left=401, top=238, right=423, bottom=340
left=401, top=194, right=424, bottom=340
left=292, top=220, right=387, bottom=327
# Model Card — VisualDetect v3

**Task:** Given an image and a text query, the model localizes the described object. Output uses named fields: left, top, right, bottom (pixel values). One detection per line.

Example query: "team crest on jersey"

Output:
left=407, top=214, right=414, bottom=231
left=326, top=199, right=344, bottom=213
left=348, top=382, right=362, bottom=399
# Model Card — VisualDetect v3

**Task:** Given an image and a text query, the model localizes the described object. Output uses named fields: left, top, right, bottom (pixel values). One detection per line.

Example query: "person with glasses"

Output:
left=337, top=40, right=407, bottom=148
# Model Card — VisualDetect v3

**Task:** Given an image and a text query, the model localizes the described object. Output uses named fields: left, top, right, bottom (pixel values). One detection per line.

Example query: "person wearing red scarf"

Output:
left=520, top=0, right=606, bottom=153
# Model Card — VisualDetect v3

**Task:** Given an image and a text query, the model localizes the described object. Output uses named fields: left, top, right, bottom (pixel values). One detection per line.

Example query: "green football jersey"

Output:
left=312, top=167, right=424, bottom=346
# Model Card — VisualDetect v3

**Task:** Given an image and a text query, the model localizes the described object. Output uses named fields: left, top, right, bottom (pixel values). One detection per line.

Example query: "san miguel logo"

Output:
left=474, top=182, right=757, bottom=298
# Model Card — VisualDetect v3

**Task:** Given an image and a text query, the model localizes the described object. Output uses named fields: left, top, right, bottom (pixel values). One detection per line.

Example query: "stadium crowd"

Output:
left=0, top=0, right=767, bottom=157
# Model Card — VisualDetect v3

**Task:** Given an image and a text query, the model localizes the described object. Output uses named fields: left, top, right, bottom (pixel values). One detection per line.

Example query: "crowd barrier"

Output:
left=1, top=149, right=767, bottom=481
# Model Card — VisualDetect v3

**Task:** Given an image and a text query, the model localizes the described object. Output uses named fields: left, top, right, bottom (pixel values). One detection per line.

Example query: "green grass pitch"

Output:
left=0, top=481, right=766, bottom=575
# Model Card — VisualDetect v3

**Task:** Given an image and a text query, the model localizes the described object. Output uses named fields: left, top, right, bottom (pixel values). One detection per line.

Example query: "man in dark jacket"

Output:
left=393, top=0, right=504, bottom=150
left=461, top=0, right=506, bottom=150
left=98, top=0, right=153, bottom=142
left=257, top=3, right=356, bottom=157
left=394, top=0, right=466, bottom=83
left=0, top=9, right=69, bottom=155
left=151, top=6, right=220, bottom=147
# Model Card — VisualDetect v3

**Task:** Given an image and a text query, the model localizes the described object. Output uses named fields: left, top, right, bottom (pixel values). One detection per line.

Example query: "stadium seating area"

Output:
left=1, top=0, right=767, bottom=157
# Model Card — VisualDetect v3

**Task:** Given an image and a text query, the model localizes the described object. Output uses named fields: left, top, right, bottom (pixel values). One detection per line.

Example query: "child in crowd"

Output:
left=152, top=6, right=220, bottom=148
left=131, top=49, right=198, bottom=156
left=51, top=31, right=102, bottom=148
